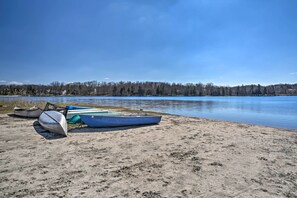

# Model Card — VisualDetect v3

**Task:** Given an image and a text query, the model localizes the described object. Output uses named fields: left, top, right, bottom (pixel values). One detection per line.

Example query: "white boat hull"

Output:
left=14, top=106, right=43, bottom=118
left=39, top=111, right=67, bottom=136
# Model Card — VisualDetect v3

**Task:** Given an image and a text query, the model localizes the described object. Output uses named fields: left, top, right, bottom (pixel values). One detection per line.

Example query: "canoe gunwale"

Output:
left=14, top=107, right=42, bottom=112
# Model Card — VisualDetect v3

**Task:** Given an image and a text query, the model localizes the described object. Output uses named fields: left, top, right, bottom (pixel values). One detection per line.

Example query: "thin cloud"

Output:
left=9, top=81, right=24, bottom=85
left=0, top=80, right=24, bottom=85
left=289, top=72, right=297, bottom=75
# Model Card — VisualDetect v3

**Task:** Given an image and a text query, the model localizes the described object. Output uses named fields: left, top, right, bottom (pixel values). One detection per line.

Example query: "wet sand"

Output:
left=0, top=113, right=296, bottom=197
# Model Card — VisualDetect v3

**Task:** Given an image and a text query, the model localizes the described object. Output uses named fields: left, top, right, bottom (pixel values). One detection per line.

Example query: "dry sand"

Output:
left=0, top=113, right=297, bottom=197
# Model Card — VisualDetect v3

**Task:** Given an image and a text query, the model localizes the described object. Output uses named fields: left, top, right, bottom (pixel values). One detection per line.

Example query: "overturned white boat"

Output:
left=14, top=106, right=43, bottom=118
left=38, top=111, right=67, bottom=136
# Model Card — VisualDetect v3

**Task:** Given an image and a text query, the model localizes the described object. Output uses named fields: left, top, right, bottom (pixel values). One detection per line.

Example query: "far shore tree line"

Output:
left=0, top=81, right=296, bottom=96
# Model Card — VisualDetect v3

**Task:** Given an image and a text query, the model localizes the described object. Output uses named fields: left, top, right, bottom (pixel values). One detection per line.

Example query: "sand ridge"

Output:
left=0, top=114, right=296, bottom=197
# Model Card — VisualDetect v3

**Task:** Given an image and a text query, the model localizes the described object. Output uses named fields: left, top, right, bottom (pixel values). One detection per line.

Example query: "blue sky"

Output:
left=0, top=0, right=296, bottom=86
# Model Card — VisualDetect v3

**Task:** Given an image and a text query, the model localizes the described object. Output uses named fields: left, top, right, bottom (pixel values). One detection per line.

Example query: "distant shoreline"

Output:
left=1, top=95, right=297, bottom=97
left=1, top=82, right=296, bottom=96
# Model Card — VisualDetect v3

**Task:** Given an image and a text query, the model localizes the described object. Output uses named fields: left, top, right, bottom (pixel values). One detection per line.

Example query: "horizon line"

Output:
left=0, top=80, right=296, bottom=87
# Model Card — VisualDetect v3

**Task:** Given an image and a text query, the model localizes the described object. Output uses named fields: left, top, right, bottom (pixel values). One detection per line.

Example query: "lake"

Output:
left=1, top=96, right=297, bottom=130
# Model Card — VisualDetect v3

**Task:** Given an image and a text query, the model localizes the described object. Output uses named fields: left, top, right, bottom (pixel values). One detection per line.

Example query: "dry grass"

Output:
left=0, top=101, right=46, bottom=114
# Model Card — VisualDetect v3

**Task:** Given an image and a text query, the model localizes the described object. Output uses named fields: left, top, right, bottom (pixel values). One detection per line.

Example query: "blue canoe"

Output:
left=66, top=106, right=92, bottom=110
left=80, top=114, right=162, bottom=128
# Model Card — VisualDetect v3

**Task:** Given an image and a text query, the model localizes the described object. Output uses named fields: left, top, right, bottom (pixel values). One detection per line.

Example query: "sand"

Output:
left=0, top=113, right=297, bottom=198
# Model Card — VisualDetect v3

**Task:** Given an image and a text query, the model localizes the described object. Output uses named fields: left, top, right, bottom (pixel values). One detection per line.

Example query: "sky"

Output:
left=0, top=0, right=297, bottom=86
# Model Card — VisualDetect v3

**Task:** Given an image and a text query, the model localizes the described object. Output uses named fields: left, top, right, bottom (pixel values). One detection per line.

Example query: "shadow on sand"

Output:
left=33, top=121, right=66, bottom=140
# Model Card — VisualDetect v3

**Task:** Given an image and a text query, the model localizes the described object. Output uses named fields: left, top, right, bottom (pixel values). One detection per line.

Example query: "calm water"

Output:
left=1, top=96, right=297, bottom=130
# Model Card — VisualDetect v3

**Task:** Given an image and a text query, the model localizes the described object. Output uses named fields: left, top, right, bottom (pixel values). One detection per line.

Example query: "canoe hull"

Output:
left=80, top=115, right=162, bottom=128
left=39, top=111, right=67, bottom=136
left=14, top=107, right=42, bottom=118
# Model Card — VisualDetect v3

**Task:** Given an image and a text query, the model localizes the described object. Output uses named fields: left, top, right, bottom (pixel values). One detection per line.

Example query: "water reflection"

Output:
left=1, top=96, right=296, bottom=130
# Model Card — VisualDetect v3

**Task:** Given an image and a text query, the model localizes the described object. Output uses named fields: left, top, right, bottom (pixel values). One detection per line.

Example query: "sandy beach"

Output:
left=0, top=113, right=297, bottom=197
